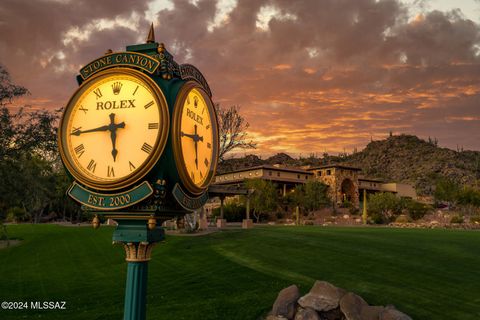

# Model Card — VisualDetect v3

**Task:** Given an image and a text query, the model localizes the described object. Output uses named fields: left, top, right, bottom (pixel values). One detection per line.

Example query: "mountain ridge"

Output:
left=217, top=134, right=480, bottom=195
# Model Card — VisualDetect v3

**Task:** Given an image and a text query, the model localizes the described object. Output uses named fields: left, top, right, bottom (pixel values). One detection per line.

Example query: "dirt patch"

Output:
left=0, top=239, right=22, bottom=249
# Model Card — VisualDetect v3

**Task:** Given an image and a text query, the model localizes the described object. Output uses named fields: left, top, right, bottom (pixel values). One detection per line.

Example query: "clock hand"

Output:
left=194, top=124, right=200, bottom=170
left=107, top=113, right=125, bottom=162
left=71, top=124, right=109, bottom=136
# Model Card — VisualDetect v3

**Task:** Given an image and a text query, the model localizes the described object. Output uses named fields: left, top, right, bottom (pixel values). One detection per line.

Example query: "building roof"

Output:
left=216, top=164, right=312, bottom=175
left=307, top=164, right=362, bottom=171
left=358, top=176, right=384, bottom=182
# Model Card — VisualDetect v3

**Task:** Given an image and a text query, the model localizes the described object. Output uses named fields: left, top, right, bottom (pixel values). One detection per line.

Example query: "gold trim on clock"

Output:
left=172, top=81, right=219, bottom=195
left=58, top=68, right=169, bottom=191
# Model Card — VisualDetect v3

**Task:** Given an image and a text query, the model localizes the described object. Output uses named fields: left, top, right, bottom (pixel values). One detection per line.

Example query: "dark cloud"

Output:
left=0, top=0, right=479, bottom=154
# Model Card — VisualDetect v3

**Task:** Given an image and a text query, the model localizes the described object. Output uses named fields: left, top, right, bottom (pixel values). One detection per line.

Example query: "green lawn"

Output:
left=0, top=224, right=479, bottom=319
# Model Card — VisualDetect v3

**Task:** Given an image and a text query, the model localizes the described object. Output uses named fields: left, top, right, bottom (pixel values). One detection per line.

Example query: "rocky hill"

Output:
left=218, top=135, right=480, bottom=195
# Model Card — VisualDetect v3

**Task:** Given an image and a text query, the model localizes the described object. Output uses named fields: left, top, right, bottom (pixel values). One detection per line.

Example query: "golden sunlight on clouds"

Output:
left=1, top=0, right=480, bottom=155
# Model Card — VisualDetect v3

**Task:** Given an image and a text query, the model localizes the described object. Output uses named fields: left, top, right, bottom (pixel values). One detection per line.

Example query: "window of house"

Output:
left=326, top=170, right=331, bottom=175
left=297, top=174, right=300, bottom=179
left=277, top=172, right=280, bottom=177
left=305, top=175, right=308, bottom=180
left=317, top=171, right=322, bottom=177
left=268, top=171, right=272, bottom=176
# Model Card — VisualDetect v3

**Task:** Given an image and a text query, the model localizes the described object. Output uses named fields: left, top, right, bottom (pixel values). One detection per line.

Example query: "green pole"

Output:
left=112, top=218, right=164, bottom=320
left=124, top=261, right=149, bottom=320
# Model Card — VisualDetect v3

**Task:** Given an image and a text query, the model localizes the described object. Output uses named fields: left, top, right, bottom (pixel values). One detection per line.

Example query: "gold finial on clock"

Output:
left=146, top=23, right=155, bottom=43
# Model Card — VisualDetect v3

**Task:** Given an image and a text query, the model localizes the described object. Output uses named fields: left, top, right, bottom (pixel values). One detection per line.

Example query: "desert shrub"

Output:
left=470, top=215, right=480, bottom=224
left=457, top=187, right=480, bottom=207
left=368, top=192, right=403, bottom=223
left=402, top=199, right=430, bottom=220
left=395, top=215, right=411, bottom=223
left=450, top=215, right=464, bottom=224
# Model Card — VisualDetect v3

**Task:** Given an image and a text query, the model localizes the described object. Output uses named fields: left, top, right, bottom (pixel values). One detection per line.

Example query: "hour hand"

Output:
left=71, top=125, right=109, bottom=136
left=181, top=131, right=196, bottom=140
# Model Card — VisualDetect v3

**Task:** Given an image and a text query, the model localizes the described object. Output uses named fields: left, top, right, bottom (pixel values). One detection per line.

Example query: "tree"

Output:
left=0, top=65, right=63, bottom=223
left=367, top=192, right=402, bottom=223
left=289, top=181, right=329, bottom=213
left=434, top=177, right=460, bottom=206
left=244, top=179, right=278, bottom=222
left=215, top=104, right=256, bottom=162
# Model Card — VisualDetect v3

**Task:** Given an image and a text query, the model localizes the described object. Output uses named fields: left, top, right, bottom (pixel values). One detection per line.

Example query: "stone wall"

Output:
left=314, top=168, right=360, bottom=208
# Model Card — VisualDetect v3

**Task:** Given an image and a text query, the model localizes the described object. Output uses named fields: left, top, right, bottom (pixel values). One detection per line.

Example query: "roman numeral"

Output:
left=144, top=101, right=154, bottom=109
left=207, top=142, right=212, bottom=149
left=72, top=127, right=82, bottom=135
left=148, top=123, right=159, bottom=129
left=200, top=171, right=204, bottom=179
left=74, top=144, right=85, bottom=158
left=141, top=143, right=153, bottom=154
left=133, top=85, right=139, bottom=96
left=204, top=158, right=209, bottom=167
left=93, top=88, right=102, bottom=99
left=191, top=171, right=195, bottom=180
left=107, top=166, right=115, bottom=177
left=79, top=106, right=88, bottom=114
left=206, top=124, right=210, bottom=130
left=129, top=161, right=136, bottom=171
left=87, top=159, right=96, bottom=173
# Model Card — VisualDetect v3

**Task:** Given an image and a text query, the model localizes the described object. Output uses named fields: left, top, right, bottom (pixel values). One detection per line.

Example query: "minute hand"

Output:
left=71, top=125, right=109, bottom=136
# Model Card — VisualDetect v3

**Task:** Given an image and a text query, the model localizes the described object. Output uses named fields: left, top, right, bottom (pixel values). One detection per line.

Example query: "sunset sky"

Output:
left=1, top=0, right=479, bottom=157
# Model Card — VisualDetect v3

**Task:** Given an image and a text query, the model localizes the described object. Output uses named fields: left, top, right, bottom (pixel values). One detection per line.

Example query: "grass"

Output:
left=0, top=224, right=479, bottom=319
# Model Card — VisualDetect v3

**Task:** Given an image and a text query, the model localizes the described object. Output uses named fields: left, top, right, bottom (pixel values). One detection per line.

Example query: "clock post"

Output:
left=58, top=24, right=219, bottom=320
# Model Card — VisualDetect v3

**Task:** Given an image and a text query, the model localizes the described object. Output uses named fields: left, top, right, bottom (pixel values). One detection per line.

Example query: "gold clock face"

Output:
left=172, top=82, right=219, bottom=194
left=58, top=68, right=169, bottom=190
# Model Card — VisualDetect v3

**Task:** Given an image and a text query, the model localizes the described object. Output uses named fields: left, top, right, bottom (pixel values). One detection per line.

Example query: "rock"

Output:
left=320, top=307, right=344, bottom=320
left=298, top=281, right=346, bottom=312
left=360, top=306, right=385, bottom=320
left=339, top=292, right=368, bottom=320
left=271, top=285, right=300, bottom=319
left=294, top=307, right=320, bottom=320
left=343, top=214, right=350, bottom=219
left=266, top=315, right=289, bottom=320
left=379, top=307, right=412, bottom=320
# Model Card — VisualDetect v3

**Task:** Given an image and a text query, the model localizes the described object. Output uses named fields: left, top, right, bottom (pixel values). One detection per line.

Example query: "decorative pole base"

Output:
left=113, top=218, right=165, bottom=320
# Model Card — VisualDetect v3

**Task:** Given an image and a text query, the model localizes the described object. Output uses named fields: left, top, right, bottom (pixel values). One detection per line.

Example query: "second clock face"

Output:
left=59, top=68, right=169, bottom=190
left=173, top=82, right=219, bottom=194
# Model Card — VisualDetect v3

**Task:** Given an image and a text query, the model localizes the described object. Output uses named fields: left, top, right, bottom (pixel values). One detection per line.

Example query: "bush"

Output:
left=212, top=202, right=246, bottom=222
left=402, top=199, right=430, bottom=220
left=6, top=206, right=28, bottom=222
left=450, top=215, right=464, bottom=224
left=368, top=193, right=402, bottom=223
